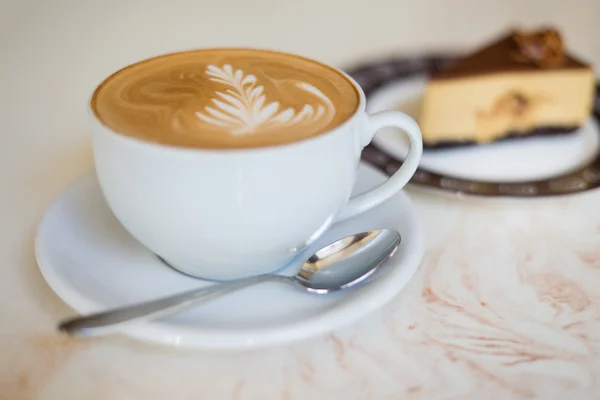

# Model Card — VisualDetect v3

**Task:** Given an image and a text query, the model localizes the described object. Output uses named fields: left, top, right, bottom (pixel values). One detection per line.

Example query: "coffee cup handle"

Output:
left=337, top=111, right=423, bottom=222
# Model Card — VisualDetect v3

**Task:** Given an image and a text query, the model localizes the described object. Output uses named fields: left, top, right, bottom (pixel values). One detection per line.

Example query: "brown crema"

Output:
left=91, top=49, right=360, bottom=149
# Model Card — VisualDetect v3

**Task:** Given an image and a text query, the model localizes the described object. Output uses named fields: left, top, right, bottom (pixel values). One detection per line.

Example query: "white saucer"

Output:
left=35, top=162, right=424, bottom=350
left=367, top=75, right=600, bottom=183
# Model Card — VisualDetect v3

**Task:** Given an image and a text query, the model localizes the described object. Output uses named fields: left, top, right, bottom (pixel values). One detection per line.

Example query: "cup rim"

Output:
left=89, top=47, right=367, bottom=154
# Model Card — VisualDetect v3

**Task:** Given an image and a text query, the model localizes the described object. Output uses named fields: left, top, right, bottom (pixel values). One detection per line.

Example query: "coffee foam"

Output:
left=92, top=49, right=359, bottom=149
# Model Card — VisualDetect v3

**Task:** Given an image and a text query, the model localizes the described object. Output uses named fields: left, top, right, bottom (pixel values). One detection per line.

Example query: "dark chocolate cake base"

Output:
left=423, top=125, right=580, bottom=150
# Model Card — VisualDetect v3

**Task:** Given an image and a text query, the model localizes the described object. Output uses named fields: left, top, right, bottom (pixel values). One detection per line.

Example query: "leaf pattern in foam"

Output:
left=196, top=64, right=335, bottom=135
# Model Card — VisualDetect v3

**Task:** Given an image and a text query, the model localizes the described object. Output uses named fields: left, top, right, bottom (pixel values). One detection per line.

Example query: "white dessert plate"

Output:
left=348, top=57, right=600, bottom=197
left=368, top=75, right=600, bottom=183
left=35, top=162, right=425, bottom=350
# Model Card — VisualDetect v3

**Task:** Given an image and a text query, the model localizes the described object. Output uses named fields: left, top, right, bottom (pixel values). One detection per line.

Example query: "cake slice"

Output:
left=419, top=28, right=596, bottom=148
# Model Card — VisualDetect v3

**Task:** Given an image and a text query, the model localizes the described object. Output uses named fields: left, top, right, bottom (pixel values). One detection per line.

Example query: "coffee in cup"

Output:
left=92, top=49, right=359, bottom=149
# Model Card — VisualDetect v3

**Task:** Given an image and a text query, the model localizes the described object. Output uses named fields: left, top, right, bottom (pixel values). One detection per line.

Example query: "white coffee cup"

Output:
left=91, top=54, right=422, bottom=281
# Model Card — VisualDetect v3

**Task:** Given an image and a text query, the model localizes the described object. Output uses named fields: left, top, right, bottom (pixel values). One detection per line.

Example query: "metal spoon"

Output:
left=58, top=229, right=401, bottom=337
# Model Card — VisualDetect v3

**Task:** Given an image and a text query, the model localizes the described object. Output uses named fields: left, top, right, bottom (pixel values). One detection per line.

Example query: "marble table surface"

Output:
left=1, top=0, right=600, bottom=398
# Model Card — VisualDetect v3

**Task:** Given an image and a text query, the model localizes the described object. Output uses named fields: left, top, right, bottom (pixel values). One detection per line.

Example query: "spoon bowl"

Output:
left=296, top=229, right=400, bottom=292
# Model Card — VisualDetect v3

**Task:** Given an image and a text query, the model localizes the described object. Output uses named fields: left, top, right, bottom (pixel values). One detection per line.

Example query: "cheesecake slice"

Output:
left=419, top=28, right=596, bottom=148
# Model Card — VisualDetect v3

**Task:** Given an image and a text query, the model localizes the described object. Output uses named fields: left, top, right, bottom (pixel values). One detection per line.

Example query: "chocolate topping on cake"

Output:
left=430, top=28, right=589, bottom=80
left=512, top=28, right=565, bottom=67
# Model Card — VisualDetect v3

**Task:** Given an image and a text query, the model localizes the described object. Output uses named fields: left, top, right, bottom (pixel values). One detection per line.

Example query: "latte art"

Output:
left=196, top=64, right=336, bottom=135
left=91, top=49, right=359, bottom=149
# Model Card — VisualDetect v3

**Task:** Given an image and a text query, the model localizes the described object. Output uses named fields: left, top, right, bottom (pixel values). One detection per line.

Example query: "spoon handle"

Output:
left=58, top=274, right=288, bottom=337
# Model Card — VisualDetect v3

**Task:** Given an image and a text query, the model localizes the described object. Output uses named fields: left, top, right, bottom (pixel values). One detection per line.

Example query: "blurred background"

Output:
left=2, top=0, right=598, bottom=76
